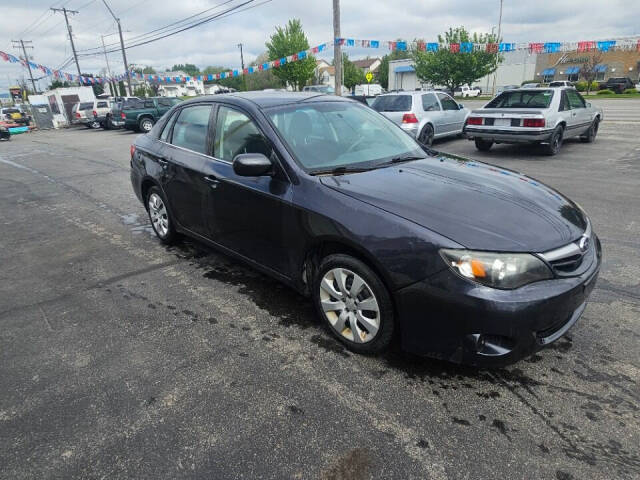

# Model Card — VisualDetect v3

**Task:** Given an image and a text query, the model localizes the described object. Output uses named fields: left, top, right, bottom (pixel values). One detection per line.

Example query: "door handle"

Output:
left=157, top=158, right=168, bottom=167
left=204, top=175, right=220, bottom=188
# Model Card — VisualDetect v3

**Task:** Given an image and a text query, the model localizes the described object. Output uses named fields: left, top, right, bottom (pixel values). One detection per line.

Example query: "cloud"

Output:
left=1, top=0, right=637, bottom=90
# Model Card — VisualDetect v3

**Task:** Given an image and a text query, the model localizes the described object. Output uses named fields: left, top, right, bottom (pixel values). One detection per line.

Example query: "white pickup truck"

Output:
left=454, top=85, right=481, bottom=98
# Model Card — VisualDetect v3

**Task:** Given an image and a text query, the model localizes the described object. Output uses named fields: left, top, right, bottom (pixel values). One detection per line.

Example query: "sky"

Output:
left=1, top=0, right=638, bottom=91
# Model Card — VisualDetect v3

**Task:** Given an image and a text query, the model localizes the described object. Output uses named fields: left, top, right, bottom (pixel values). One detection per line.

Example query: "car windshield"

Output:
left=4, top=108, right=20, bottom=114
left=486, top=90, right=554, bottom=108
left=79, top=102, right=94, bottom=110
left=371, top=95, right=412, bottom=112
left=267, top=101, right=425, bottom=173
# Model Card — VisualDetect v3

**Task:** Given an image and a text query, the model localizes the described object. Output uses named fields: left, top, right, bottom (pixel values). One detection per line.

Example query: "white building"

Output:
left=156, top=71, right=205, bottom=97
left=28, top=86, right=95, bottom=128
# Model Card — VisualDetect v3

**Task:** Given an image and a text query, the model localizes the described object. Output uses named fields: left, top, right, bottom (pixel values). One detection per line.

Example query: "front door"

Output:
left=436, top=93, right=465, bottom=133
left=202, top=104, right=293, bottom=276
left=565, top=89, right=591, bottom=137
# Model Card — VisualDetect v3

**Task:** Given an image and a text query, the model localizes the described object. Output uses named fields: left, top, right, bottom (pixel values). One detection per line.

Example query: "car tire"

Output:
left=313, top=254, right=394, bottom=354
left=139, top=117, right=154, bottom=133
left=104, top=117, right=112, bottom=130
left=580, top=118, right=599, bottom=143
left=146, top=186, right=177, bottom=245
left=474, top=138, right=493, bottom=152
left=418, top=124, right=434, bottom=146
left=544, top=125, right=564, bottom=156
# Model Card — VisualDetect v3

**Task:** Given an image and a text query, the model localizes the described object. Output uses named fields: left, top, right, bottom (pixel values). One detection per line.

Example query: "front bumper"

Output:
left=394, top=236, right=602, bottom=367
left=465, top=126, right=554, bottom=144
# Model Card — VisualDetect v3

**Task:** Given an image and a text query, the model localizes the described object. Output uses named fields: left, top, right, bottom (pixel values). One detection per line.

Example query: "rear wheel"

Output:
left=146, top=186, right=177, bottom=244
left=103, top=116, right=112, bottom=130
left=544, top=125, right=564, bottom=155
left=418, top=124, right=434, bottom=146
left=474, top=138, right=493, bottom=152
left=580, top=118, right=599, bottom=143
left=313, top=254, right=394, bottom=354
left=139, top=117, right=154, bottom=133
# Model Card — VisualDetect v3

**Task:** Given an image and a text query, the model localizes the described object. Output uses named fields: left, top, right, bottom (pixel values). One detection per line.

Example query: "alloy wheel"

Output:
left=141, top=119, right=153, bottom=132
left=319, top=268, right=380, bottom=344
left=148, top=193, right=169, bottom=238
left=419, top=124, right=434, bottom=146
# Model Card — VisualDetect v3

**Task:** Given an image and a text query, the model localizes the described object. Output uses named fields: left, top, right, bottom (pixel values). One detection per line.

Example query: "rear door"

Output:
left=202, top=104, right=293, bottom=276
left=161, top=104, right=215, bottom=237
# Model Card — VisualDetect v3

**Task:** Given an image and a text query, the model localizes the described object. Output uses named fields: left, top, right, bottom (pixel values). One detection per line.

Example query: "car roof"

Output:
left=377, top=90, right=439, bottom=97
left=179, top=91, right=353, bottom=109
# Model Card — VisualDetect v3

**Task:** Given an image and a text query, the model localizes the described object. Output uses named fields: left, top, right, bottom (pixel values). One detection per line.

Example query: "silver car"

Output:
left=464, top=87, right=603, bottom=155
left=371, top=91, right=469, bottom=145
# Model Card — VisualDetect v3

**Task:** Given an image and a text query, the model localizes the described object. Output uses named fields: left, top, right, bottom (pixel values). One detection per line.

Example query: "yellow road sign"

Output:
left=365, top=72, right=373, bottom=83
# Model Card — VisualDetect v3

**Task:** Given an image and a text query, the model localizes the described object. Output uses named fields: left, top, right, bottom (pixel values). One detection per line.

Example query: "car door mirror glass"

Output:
left=458, top=103, right=464, bottom=109
left=233, top=153, right=273, bottom=177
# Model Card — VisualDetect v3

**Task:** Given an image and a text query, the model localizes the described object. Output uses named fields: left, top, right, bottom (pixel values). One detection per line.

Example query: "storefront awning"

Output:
left=542, top=68, right=555, bottom=75
left=595, top=64, right=608, bottom=72
left=394, top=65, right=415, bottom=73
left=564, top=66, right=580, bottom=74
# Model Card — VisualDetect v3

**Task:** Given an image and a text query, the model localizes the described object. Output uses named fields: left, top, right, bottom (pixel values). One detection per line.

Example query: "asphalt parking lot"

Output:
left=1, top=98, right=638, bottom=479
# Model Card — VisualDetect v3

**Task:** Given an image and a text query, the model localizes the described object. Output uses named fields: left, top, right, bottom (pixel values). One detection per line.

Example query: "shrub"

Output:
left=596, top=89, right=614, bottom=95
left=575, top=81, right=587, bottom=92
left=623, top=88, right=638, bottom=94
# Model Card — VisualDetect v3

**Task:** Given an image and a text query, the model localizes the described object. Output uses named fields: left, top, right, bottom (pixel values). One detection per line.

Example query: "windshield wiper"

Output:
left=309, top=166, right=373, bottom=176
left=387, top=154, right=427, bottom=164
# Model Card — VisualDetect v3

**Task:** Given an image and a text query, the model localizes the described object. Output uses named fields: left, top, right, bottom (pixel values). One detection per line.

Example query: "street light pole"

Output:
left=491, top=0, right=504, bottom=96
left=332, top=0, right=342, bottom=96
left=100, top=0, right=132, bottom=96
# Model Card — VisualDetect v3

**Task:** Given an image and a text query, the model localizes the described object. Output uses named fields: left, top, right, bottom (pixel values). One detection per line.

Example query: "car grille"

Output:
left=549, top=253, right=584, bottom=273
left=538, top=220, right=594, bottom=277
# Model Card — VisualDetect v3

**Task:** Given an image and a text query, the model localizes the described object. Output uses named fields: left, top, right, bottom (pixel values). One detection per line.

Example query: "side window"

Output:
left=158, top=98, right=174, bottom=107
left=144, top=100, right=155, bottom=108
left=566, top=90, right=586, bottom=109
left=421, top=94, right=440, bottom=111
left=159, top=110, right=178, bottom=142
left=170, top=105, right=213, bottom=154
left=559, top=91, right=569, bottom=111
left=213, top=106, right=271, bottom=162
left=437, top=93, right=459, bottom=111
left=97, top=101, right=108, bottom=108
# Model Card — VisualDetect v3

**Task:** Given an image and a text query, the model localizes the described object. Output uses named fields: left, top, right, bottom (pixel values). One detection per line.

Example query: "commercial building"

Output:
left=534, top=49, right=640, bottom=84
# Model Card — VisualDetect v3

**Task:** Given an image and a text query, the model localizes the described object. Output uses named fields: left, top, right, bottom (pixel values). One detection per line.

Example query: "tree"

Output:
left=118, top=80, right=126, bottom=97
left=341, top=53, right=366, bottom=92
left=413, top=27, right=499, bottom=93
left=171, top=63, right=199, bottom=76
left=50, top=79, right=70, bottom=89
left=579, top=52, right=604, bottom=95
left=142, top=66, right=156, bottom=74
left=246, top=52, right=285, bottom=91
left=202, top=65, right=243, bottom=90
left=265, top=19, right=316, bottom=91
left=378, top=48, right=411, bottom=89
left=81, top=73, right=104, bottom=96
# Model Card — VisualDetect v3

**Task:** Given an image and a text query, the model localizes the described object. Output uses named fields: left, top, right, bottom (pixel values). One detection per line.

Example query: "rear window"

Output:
left=549, top=82, right=564, bottom=87
left=486, top=90, right=554, bottom=109
left=372, top=95, right=412, bottom=112
left=4, top=108, right=20, bottom=114
left=79, top=102, right=94, bottom=110
left=607, top=78, right=626, bottom=83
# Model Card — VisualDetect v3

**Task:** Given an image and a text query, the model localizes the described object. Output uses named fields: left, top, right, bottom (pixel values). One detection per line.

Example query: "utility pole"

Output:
left=332, top=0, right=342, bottom=96
left=100, top=0, right=132, bottom=96
left=237, top=43, right=247, bottom=91
left=491, top=0, right=504, bottom=96
left=51, top=8, right=82, bottom=80
left=11, top=39, right=37, bottom=93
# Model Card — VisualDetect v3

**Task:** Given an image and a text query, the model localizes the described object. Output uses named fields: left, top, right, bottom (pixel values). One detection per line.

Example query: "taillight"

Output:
left=523, top=118, right=545, bottom=128
left=402, top=113, right=418, bottom=124
left=75, top=112, right=81, bottom=118
left=130, top=145, right=136, bottom=158
left=466, top=116, right=483, bottom=125
left=121, top=112, right=126, bottom=119
left=92, top=110, right=97, bottom=117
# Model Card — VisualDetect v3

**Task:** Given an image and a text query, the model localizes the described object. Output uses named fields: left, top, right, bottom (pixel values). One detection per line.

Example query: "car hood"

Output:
left=319, top=153, right=588, bottom=252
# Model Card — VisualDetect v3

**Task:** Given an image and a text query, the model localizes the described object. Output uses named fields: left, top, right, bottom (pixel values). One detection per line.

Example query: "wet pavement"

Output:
left=1, top=100, right=639, bottom=479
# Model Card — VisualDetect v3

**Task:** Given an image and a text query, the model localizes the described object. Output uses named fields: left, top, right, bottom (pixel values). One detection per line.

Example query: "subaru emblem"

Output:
left=578, top=236, right=589, bottom=252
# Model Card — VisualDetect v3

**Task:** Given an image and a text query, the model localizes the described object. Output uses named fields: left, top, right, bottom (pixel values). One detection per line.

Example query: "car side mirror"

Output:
left=458, top=103, right=464, bottom=109
left=232, top=153, right=273, bottom=177
left=586, top=102, right=591, bottom=108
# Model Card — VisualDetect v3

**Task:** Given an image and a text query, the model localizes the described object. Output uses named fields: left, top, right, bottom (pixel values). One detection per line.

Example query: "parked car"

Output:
left=354, top=84, right=383, bottom=96
left=0, top=107, right=28, bottom=125
left=348, top=95, right=377, bottom=106
left=496, top=85, right=519, bottom=95
left=103, top=96, right=140, bottom=130
left=303, top=85, right=335, bottom=94
left=549, top=81, right=575, bottom=88
left=72, top=99, right=110, bottom=129
left=371, top=91, right=469, bottom=145
left=602, top=77, right=635, bottom=94
left=130, top=92, right=601, bottom=367
left=464, top=87, right=603, bottom=155
left=636, top=82, right=640, bottom=93
left=0, top=123, right=10, bottom=140
left=122, top=97, right=182, bottom=132
left=521, top=83, right=541, bottom=88
left=453, top=85, right=481, bottom=98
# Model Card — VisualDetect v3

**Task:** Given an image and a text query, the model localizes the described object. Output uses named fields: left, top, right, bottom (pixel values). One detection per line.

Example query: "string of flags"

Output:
left=1, top=36, right=639, bottom=86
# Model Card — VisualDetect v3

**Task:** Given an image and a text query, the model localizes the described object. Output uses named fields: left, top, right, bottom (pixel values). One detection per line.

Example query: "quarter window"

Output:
left=170, top=105, right=212, bottom=154
left=421, top=94, right=440, bottom=111
left=96, top=101, right=108, bottom=108
left=437, top=93, right=459, bottom=111
left=566, top=90, right=586, bottom=109
left=144, top=100, right=155, bottom=108
left=213, top=106, right=271, bottom=161
left=160, top=110, right=178, bottom=142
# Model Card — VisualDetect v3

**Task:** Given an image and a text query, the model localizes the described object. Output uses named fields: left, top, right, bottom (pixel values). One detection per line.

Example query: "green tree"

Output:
left=202, top=65, right=243, bottom=90
left=246, top=52, right=285, bottom=91
left=81, top=73, right=104, bottom=96
left=171, top=63, right=199, bottom=76
left=341, top=53, right=366, bottom=92
left=142, top=66, right=156, bottom=74
left=118, top=80, right=127, bottom=97
left=49, top=79, right=70, bottom=89
left=413, top=27, right=498, bottom=93
left=378, top=48, right=411, bottom=89
left=265, top=18, right=316, bottom=91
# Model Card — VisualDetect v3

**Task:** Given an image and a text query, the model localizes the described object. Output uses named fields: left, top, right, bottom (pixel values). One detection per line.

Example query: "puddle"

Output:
left=120, top=212, right=154, bottom=236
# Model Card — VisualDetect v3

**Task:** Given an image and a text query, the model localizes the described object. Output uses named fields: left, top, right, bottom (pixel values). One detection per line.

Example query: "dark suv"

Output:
left=602, top=77, right=634, bottom=94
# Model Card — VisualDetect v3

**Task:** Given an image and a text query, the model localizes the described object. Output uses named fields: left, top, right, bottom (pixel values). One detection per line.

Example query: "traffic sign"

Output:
left=365, top=72, right=373, bottom=83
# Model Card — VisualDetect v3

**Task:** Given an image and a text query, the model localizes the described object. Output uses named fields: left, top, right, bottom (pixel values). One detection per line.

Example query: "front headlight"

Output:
left=440, top=249, right=553, bottom=289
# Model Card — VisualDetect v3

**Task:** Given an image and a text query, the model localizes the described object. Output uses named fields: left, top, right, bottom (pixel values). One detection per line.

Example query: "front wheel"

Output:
left=580, top=118, right=599, bottom=143
left=139, top=117, right=154, bottom=133
left=418, top=124, right=434, bottom=146
left=474, top=138, right=493, bottom=151
left=544, top=125, right=564, bottom=155
left=313, top=254, right=394, bottom=354
left=146, top=186, right=177, bottom=244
